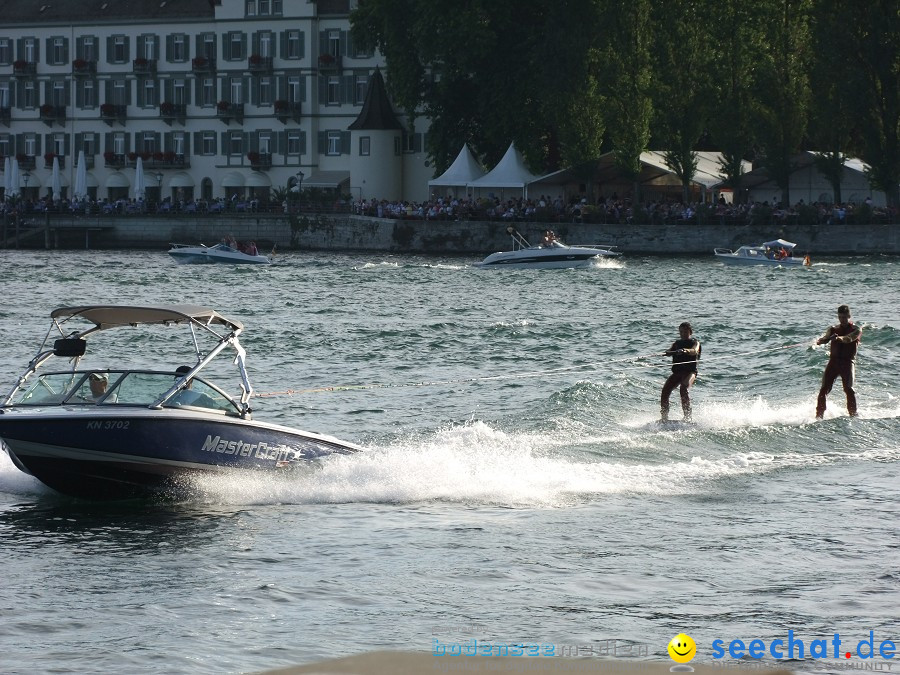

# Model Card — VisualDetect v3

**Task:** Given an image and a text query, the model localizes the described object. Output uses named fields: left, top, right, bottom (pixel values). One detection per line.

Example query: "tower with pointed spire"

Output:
left=348, top=68, right=404, bottom=201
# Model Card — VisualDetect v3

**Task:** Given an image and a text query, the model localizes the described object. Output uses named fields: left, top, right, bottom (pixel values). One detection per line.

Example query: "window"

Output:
left=140, top=131, right=157, bottom=154
left=359, top=136, right=370, bottom=156
left=0, top=135, right=10, bottom=159
left=200, top=131, right=216, bottom=155
left=246, top=0, right=281, bottom=16
left=227, top=32, right=245, bottom=61
left=230, top=78, right=242, bottom=104
left=0, top=39, right=11, bottom=66
left=138, top=35, right=156, bottom=60
left=112, top=133, right=125, bottom=155
left=23, top=81, right=36, bottom=109
left=172, top=132, right=185, bottom=156
left=172, top=79, right=186, bottom=105
left=287, top=75, right=302, bottom=103
left=326, top=131, right=341, bottom=155
left=285, top=31, right=302, bottom=59
left=200, top=34, right=216, bottom=60
left=79, top=133, right=97, bottom=156
left=51, top=37, right=67, bottom=65
left=228, top=131, right=243, bottom=156
left=52, top=133, right=66, bottom=156
left=51, top=80, right=67, bottom=106
left=258, top=132, right=272, bottom=155
left=77, top=36, right=97, bottom=62
left=201, top=78, right=215, bottom=106
left=24, top=133, right=37, bottom=157
left=327, top=31, right=341, bottom=58
left=257, top=76, right=273, bottom=106
left=81, top=79, right=96, bottom=108
left=143, top=78, right=156, bottom=106
left=112, top=80, right=127, bottom=105
left=0, top=81, right=11, bottom=108
left=286, top=130, right=304, bottom=155
left=172, top=34, right=187, bottom=62
left=326, top=76, right=340, bottom=105
left=259, top=32, right=273, bottom=58
left=112, top=36, right=128, bottom=63
left=355, top=74, right=368, bottom=105
left=23, top=38, right=38, bottom=63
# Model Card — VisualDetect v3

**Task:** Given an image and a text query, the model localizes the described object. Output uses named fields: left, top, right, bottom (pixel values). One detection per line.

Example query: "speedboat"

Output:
left=714, top=239, right=811, bottom=267
left=168, top=243, right=271, bottom=265
left=0, top=305, right=361, bottom=500
left=477, top=227, right=621, bottom=269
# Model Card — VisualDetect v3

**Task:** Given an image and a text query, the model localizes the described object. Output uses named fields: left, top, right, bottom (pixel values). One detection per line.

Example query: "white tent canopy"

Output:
left=428, top=144, right=485, bottom=191
left=468, top=142, right=542, bottom=196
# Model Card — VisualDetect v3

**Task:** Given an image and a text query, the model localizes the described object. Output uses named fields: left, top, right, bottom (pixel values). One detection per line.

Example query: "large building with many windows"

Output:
left=0, top=0, right=431, bottom=206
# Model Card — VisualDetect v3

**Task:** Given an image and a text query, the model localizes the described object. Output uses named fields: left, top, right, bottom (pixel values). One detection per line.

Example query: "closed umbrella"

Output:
left=51, top=156, right=62, bottom=201
left=2, top=156, right=10, bottom=199
left=134, top=156, right=146, bottom=201
left=73, top=150, right=87, bottom=201
left=9, top=158, right=20, bottom=198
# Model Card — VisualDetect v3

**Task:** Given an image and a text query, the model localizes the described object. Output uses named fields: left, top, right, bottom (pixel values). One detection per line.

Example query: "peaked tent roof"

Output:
left=348, top=68, right=403, bottom=131
left=428, top=144, right=485, bottom=188
left=468, top=142, right=542, bottom=189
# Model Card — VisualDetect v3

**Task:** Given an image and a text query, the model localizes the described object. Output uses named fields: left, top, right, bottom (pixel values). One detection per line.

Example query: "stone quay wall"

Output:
left=9, top=214, right=900, bottom=255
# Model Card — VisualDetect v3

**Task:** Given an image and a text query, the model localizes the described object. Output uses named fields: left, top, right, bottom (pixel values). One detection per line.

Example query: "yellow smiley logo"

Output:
left=668, top=633, right=696, bottom=663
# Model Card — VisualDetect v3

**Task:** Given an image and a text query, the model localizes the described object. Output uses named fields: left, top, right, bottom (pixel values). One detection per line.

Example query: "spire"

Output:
left=348, top=67, right=403, bottom=130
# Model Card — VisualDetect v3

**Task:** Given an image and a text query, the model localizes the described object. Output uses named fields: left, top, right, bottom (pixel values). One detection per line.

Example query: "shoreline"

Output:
left=1, top=214, right=898, bottom=255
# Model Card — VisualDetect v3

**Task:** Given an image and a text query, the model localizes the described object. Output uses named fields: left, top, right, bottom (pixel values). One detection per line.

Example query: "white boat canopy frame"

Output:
left=5, top=305, right=253, bottom=415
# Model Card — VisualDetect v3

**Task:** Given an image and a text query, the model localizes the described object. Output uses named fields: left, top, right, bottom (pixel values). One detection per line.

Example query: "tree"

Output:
left=753, top=0, right=813, bottom=207
left=651, top=0, right=716, bottom=203
left=600, top=0, right=653, bottom=202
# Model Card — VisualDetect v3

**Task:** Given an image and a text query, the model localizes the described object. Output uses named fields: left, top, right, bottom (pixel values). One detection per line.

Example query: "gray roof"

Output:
left=0, top=0, right=214, bottom=23
left=348, top=68, right=403, bottom=131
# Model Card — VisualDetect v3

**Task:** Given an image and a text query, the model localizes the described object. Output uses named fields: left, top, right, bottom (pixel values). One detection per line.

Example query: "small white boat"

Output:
left=168, top=243, right=271, bottom=265
left=714, top=239, right=811, bottom=267
left=477, top=227, right=621, bottom=270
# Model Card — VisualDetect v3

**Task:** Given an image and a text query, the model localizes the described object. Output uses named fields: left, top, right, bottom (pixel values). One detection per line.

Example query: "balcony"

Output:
left=248, top=55, right=273, bottom=72
left=0, top=107, right=10, bottom=127
left=39, top=104, right=67, bottom=127
left=216, top=101, right=243, bottom=125
left=160, top=102, right=186, bottom=126
left=247, top=152, right=272, bottom=171
left=135, top=152, right=191, bottom=169
left=44, top=154, right=66, bottom=169
left=317, top=53, right=342, bottom=71
left=100, top=103, right=127, bottom=126
left=191, top=56, right=216, bottom=74
left=13, top=60, right=36, bottom=77
left=274, top=100, right=302, bottom=124
left=15, top=155, right=37, bottom=171
left=132, top=58, right=157, bottom=75
left=104, top=152, right=127, bottom=168
left=72, top=59, right=97, bottom=77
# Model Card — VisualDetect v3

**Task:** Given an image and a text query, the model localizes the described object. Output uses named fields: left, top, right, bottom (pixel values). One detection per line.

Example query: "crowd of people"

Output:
left=2, top=191, right=896, bottom=227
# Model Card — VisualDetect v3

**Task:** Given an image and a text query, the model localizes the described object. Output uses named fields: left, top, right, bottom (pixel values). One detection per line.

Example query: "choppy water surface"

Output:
left=0, top=250, right=898, bottom=674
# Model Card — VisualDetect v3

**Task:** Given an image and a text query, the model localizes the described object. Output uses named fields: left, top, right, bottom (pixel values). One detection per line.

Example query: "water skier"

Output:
left=815, top=304, right=861, bottom=418
left=661, top=322, right=701, bottom=423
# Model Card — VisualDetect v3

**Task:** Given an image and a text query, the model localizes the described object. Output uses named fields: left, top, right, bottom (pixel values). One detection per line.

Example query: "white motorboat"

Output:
left=477, top=228, right=621, bottom=269
left=0, top=305, right=361, bottom=500
left=714, top=239, right=811, bottom=267
left=168, top=242, right=271, bottom=265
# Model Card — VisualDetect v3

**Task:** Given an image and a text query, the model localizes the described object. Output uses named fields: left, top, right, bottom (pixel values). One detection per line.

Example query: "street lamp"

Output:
left=22, top=170, right=31, bottom=190
left=295, top=170, right=304, bottom=213
left=154, top=172, right=163, bottom=207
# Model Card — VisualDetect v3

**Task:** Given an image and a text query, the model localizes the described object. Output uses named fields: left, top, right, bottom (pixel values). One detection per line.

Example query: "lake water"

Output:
left=0, top=250, right=898, bottom=674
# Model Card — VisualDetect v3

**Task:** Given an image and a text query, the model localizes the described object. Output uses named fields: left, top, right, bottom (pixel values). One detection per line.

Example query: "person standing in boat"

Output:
left=660, top=322, right=701, bottom=422
left=815, top=304, right=861, bottom=419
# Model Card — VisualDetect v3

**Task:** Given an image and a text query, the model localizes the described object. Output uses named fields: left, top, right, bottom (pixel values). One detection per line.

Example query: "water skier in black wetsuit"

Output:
left=660, top=322, right=701, bottom=423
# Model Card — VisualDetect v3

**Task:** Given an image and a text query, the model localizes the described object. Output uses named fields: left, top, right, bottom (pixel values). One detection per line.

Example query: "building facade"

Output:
left=0, top=0, right=431, bottom=206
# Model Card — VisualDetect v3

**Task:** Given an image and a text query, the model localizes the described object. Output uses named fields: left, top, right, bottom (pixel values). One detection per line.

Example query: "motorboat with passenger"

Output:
left=714, top=239, right=811, bottom=267
left=168, top=243, right=271, bottom=265
left=0, top=305, right=361, bottom=500
left=476, top=227, right=621, bottom=269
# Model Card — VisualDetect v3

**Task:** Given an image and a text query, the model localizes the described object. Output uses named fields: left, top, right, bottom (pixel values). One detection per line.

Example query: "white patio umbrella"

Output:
left=134, top=156, right=146, bottom=200
left=2, top=156, right=10, bottom=199
left=9, top=158, right=20, bottom=198
left=51, top=156, right=62, bottom=201
left=73, top=150, right=87, bottom=200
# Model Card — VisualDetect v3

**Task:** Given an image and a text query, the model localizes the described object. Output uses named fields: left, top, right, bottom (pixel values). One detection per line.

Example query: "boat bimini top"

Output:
left=2, top=305, right=253, bottom=415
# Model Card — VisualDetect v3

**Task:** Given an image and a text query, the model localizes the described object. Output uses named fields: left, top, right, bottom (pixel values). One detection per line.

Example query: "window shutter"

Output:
left=250, top=78, right=259, bottom=105
left=163, top=79, right=172, bottom=103
left=340, top=30, right=348, bottom=56
left=76, top=37, right=83, bottom=61
left=153, top=35, right=160, bottom=60
left=346, top=31, right=354, bottom=58
left=341, top=131, right=350, bottom=155
left=104, top=131, right=112, bottom=152
left=65, top=135, right=71, bottom=155
left=300, top=131, right=306, bottom=155
left=124, top=36, right=131, bottom=61
left=241, top=34, right=247, bottom=60
left=317, top=131, right=325, bottom=154
left=318, top=75, right=326, bottom=102
left=252, top=32, right=260, bottom=57
left=220, top=131, right=227, bottom=154
left=318, top=31, right=326, bottom=57
left=125, top=80, right=132, bottom=106
left=106, top=36, right=113, bottom=64
left=183, top=134, right=191, bottom=155
left=299, top=32, right=305, bottom=59
left=136, top=80, right=144, bottom=107
left=280, top=31, right=287, bottom=59
left=62, top=37, right=69, bottom=64
left=193, top=131, right=202, bottom=153
left=35, top=135, right=43, bottom=156
left=44, top=37, right=52, bottom=64
left=250, top=132, right=259, bottom=153
left=104, top=80, right=111, bottom=104
left=153, top=132, right=161, bottom=151
left=65, top=80, right=72, bottom=106
left=277, top=131, right=285, bottom=153
left=414, top=133, right=422, bottom=153
left=342, top=75, right=352, bottom=104
left=166, top=35, right=174, bottom=62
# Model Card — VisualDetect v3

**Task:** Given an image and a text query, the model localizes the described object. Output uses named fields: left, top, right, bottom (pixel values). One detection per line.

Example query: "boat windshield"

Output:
left=8, top=370, right=240, bottom=414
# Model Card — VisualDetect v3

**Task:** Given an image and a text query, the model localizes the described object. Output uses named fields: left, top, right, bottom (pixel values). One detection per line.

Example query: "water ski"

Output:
left=657, top=419, right=695, bottom=429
